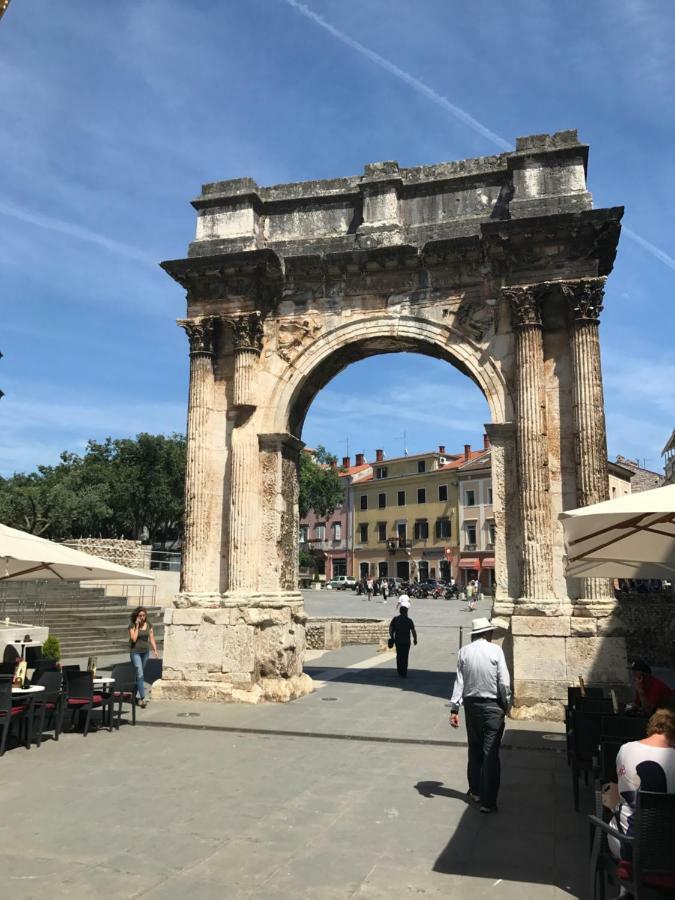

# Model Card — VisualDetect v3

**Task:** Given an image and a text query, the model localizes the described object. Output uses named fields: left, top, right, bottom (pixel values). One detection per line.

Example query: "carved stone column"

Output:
left=177, top=316, right=218, bottom=594
left=228, top=313, right=264, bottom=593
left=505, top=285, right=554, bottom=601
left=561, top=277, right=614, bottom=603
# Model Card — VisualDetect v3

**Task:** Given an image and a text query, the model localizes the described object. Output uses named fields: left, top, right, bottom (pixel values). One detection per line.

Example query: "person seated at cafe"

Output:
left=628, top=659, right=673, bottom=716
left=607, top=706, right=675, bottom=879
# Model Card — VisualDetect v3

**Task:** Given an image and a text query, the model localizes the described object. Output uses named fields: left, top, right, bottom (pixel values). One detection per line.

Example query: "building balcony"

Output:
left=464, top=543, right=477, bottom=551
left=387, top=538, right=412, bottom=553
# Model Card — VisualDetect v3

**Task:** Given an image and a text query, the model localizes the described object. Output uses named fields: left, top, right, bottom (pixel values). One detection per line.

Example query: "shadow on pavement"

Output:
left=414, top=777, right=585, bottom=897
left=303, top=663, right=456, bottom=700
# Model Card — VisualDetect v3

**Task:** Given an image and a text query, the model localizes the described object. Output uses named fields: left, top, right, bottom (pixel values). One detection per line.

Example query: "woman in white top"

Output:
left=608, top=705, right=675, bottom=862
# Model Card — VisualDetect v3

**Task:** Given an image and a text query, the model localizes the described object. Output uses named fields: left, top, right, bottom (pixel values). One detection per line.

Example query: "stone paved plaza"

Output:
left=1, top=594, right=587, bottom=899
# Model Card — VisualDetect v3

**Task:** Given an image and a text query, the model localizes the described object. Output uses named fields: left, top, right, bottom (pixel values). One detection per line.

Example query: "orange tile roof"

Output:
left=440, top=449, right=487, bottom=470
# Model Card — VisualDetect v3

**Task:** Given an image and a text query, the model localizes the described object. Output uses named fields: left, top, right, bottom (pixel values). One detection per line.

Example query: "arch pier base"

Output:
left=155, top=131, right=628, bottom=718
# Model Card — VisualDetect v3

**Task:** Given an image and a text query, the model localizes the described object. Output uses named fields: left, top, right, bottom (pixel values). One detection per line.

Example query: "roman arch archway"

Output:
left=154, top=131, right=626, bottom=718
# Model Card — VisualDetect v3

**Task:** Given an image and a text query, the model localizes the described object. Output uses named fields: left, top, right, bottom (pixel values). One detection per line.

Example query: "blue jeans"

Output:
left=130, top=651, right=149, bottom=700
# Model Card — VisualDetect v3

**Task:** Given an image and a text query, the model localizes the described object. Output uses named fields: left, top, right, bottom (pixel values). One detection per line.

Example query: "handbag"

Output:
left=387, top=638, right=395, bottom=649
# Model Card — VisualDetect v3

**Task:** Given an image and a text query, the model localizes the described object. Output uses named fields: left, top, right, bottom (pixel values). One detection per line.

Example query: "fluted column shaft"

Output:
left=563, top=278, right=614, bottom=602
left=178, top=317, right=217, bottom=593
left=227, top=313, right=264, bottom=593
left=506, top=286, right=554, bottom=600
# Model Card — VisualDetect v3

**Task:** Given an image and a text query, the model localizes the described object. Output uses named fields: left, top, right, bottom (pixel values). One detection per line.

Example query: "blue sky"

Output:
left=1, top=0, right=673, bottom=476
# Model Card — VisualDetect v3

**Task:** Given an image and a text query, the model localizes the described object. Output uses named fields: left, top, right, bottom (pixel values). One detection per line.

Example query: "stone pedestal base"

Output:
left=507, top=608, right=628, bottom=721
left=152, top=592, right=314, bottom=704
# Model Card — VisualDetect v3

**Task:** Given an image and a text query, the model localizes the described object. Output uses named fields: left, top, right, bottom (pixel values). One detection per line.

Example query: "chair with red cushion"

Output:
left=589, top=790, right=675, bottom=899
left=64, top=670, right=112, bottom=736
left=0, top=678, right=30, bottom=756
left=110, top=662, right=137, bottom=728
left=32, top=670, right=64, bottom=747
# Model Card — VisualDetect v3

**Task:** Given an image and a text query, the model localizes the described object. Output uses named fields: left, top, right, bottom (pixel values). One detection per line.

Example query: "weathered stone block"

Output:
left=512, top=635, right=567, bottom=680
left=512, top=616, right=570, bottom=637
left=221, top=625, right=255, bottom=674
left=172, top=609, right=207, bottom=626
left=566, top=636, right=628, bottom=683
left=570, top=617, right=597, bottom=636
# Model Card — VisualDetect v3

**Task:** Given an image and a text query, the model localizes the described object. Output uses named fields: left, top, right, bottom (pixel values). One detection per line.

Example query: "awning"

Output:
left=482, top=558, right=495, bottom=568
left=459, top=558, right=479, bottom=569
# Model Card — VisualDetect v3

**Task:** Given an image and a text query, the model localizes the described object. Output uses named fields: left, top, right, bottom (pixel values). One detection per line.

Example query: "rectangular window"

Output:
left=397, top=490, right=405, bottom=506
left=417, top=460, right=426, bottom=473
left=465, top=489, right=476, bottom=507
left=417, top=488, right=426, bottom=504
left=299, top=525, right=309, bottom=543
left=332, top=522, right=341, bottom=542
left=414, top=520, right=429, bottom=540
left=333, top=558, right=346, bottom=577
left=438, top=484, right=448, bottom=502
left=378, top=561, right=388, bottom=578
left=375, top=466, right=388, bottom=479
left=359, top=562, right=369, bottom=579
left=418, top=561, right=429, bottom=581
left=359, top=523, right=368, bottom=543
left=315, top=523, right=325, bottom=540
left=360, top=495, right=368, bottom=511
left=465, top=523, right=477, bottom=546
left=377, top=522, right=387, bottom=542
left=435, top=517, right=451, bottom=539
left=488, top=522, right=496, bottom=545
left=487, top=486, right=493, bottom=504
left=397, top=523, right=407, bottom=542
left=378, top=492, right=386, bottom=509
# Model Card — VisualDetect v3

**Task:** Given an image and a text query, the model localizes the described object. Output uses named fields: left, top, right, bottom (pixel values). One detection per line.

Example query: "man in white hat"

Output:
left=449, top=617, right=511, bottom=813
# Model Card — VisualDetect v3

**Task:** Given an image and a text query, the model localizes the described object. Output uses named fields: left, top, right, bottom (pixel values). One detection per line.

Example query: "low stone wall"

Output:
left=307, top=617, right=388, bottom=650
left=63, top=539, right=151, bottom=571
left=616, top=593, right=675, bottom=666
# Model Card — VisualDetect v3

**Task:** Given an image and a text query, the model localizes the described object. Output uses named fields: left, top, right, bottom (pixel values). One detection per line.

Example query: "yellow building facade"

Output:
left=352, top=449, right=461, bottom=582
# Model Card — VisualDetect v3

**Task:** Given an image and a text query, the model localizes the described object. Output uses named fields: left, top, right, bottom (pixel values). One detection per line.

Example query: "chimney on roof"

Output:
left=483, top=433, right=490, bottom=450
left=375, top=449, right=384, bottom=462
left=342, top=456, right=351, bottom=468
left=355, top=453, right=365, bottom=466
left=438, top=445, right=445, bottom=454
left=464, top=444, right=471, bottom=461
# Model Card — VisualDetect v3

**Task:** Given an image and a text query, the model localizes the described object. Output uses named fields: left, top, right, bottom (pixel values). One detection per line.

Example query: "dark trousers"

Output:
left=464, top=698, right=505, bottom=808
left=395, top=642, right=410, bottom=677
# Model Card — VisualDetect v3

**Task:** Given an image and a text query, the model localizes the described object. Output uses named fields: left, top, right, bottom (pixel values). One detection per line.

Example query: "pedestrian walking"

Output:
left=381, top=580, right=389, bottom=601
left=128, top=606, right=159, bottom=708
left=366, top=577, right=374, bottom=601
left=389, top=606, right=417, bottom=678
left=449, top=617, right=511, bottom=813
left=396, top=592, right=410, bottom=612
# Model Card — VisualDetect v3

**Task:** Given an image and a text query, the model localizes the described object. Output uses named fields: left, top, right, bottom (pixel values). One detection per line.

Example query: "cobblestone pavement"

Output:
left=1, top=595, right=588, bottom=899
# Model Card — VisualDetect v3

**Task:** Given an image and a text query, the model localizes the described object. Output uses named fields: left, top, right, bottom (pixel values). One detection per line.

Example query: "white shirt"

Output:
left=450, top=637, right=511, bottom=710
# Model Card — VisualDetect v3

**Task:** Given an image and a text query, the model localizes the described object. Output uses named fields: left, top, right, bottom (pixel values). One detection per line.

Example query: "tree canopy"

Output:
left=0, top=434, right=342, bottom=545
left=0, top=433, right=186, bottom=542
left=298, top=445, right=344, bottom=520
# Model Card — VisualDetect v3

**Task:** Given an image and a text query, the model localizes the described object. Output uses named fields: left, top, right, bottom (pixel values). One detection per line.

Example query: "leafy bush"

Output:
left=41, top=635, right=61, bottom=661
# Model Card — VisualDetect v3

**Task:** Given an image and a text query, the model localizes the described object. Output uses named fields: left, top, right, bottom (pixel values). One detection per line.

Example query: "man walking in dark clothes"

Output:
left=389, top=606, right=417, bottom=677
left=449, top=617, right=511, bottom=813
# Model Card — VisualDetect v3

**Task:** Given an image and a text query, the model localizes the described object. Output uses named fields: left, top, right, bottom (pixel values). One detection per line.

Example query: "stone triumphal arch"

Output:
left=154, top=131, right=626, bottom=718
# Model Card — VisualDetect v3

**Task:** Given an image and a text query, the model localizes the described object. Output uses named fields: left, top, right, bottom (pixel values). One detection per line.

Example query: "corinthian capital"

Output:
left=503, top=285, right=543, bottom=329
left=177, top=316, right=218, bottom=355
left=559, top=277, right=606, bottom=323
left=230, top=312, right=264, bottom=354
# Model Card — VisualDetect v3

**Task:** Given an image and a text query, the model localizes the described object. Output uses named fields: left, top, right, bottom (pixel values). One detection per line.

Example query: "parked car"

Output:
left=326, top=575, right=356, bottom=591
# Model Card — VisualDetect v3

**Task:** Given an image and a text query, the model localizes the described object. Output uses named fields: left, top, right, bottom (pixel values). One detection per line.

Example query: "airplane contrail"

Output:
left=283, top=0, right=512, bottom=152
left=284, top=0, right=675, bottom=275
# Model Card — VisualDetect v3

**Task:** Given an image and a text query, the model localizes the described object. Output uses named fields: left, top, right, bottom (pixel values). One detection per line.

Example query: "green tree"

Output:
left=298, top=445, right=344, bottom=520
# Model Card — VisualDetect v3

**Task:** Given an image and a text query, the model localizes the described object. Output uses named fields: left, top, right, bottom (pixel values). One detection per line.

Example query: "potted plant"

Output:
left=40, top=635, right=61, bottom=665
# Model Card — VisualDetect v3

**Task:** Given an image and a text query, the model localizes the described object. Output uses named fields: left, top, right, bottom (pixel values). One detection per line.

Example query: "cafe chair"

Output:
left=570, top=699, right=615, bottom=811
left=566, top=687, right=604, bottom=765
left=110, top=662, right=138, bottom=728
left=32, top=671, right=64, bottom=747
left=64, top=670, right=112, bottom=736
left=0, top=679, right=31, bottom=756
left=588, top=790, right=675, bottom=900
left=29, top=658, right=59, bottom=686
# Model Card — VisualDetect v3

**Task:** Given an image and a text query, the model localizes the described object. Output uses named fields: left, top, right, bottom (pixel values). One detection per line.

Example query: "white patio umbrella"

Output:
left=0, top=524, right=154, bottom=582
left=560, top=484, right=675, bottom=579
